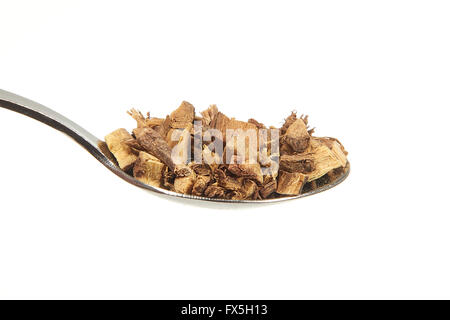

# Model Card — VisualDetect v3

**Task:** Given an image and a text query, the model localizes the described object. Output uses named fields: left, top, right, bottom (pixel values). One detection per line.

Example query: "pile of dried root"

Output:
left=105, top=101, right=348, bottom=200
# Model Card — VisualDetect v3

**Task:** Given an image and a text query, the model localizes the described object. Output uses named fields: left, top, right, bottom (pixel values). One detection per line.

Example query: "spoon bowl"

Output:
left=0, top=89, right=349, bottom=203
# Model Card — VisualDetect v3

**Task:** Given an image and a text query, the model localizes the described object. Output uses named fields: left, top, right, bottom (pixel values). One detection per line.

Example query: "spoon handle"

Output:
left=0, top=88, right=122, bottom=175
left=0, top=88, right=100, bottom=146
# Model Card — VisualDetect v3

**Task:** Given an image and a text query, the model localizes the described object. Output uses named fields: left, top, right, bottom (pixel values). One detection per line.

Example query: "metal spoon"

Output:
left=0, top=89, right=349, bottom=203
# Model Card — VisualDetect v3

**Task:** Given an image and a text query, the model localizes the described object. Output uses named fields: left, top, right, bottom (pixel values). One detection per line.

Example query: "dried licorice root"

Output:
left=105, top=102, right=348, bottom=200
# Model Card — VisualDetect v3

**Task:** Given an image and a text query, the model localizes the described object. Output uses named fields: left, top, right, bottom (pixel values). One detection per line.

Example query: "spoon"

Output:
left=0, top=89, right=349, bottom=203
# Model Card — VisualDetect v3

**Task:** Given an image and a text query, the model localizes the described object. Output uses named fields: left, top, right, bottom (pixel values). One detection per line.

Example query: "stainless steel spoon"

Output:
left=0, top=89, right=349, bottom=203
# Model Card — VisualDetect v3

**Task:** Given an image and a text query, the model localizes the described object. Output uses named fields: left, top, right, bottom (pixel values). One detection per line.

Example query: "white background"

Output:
left=0, top=0, right=449, bottom=299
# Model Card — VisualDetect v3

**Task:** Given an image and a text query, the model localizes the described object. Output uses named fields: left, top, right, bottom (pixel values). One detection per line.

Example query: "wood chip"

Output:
left=105, top=128, right=138, bottom=171
left=276, top=171, right=308, bottom=195
left=282, top=118, right=310, bottom=153
left=170, top=101, right=195, bottom=129
left=174, top=166, right=196, bottom=194
left=192, top=175, right=211, bottom=196
left=228, top=161, right=263, bottom=184
left=133, top=127, right=176, bottom=172
left=133, top=151, right=165, bottom=187
left=279, top=154, right=315, bottom=174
